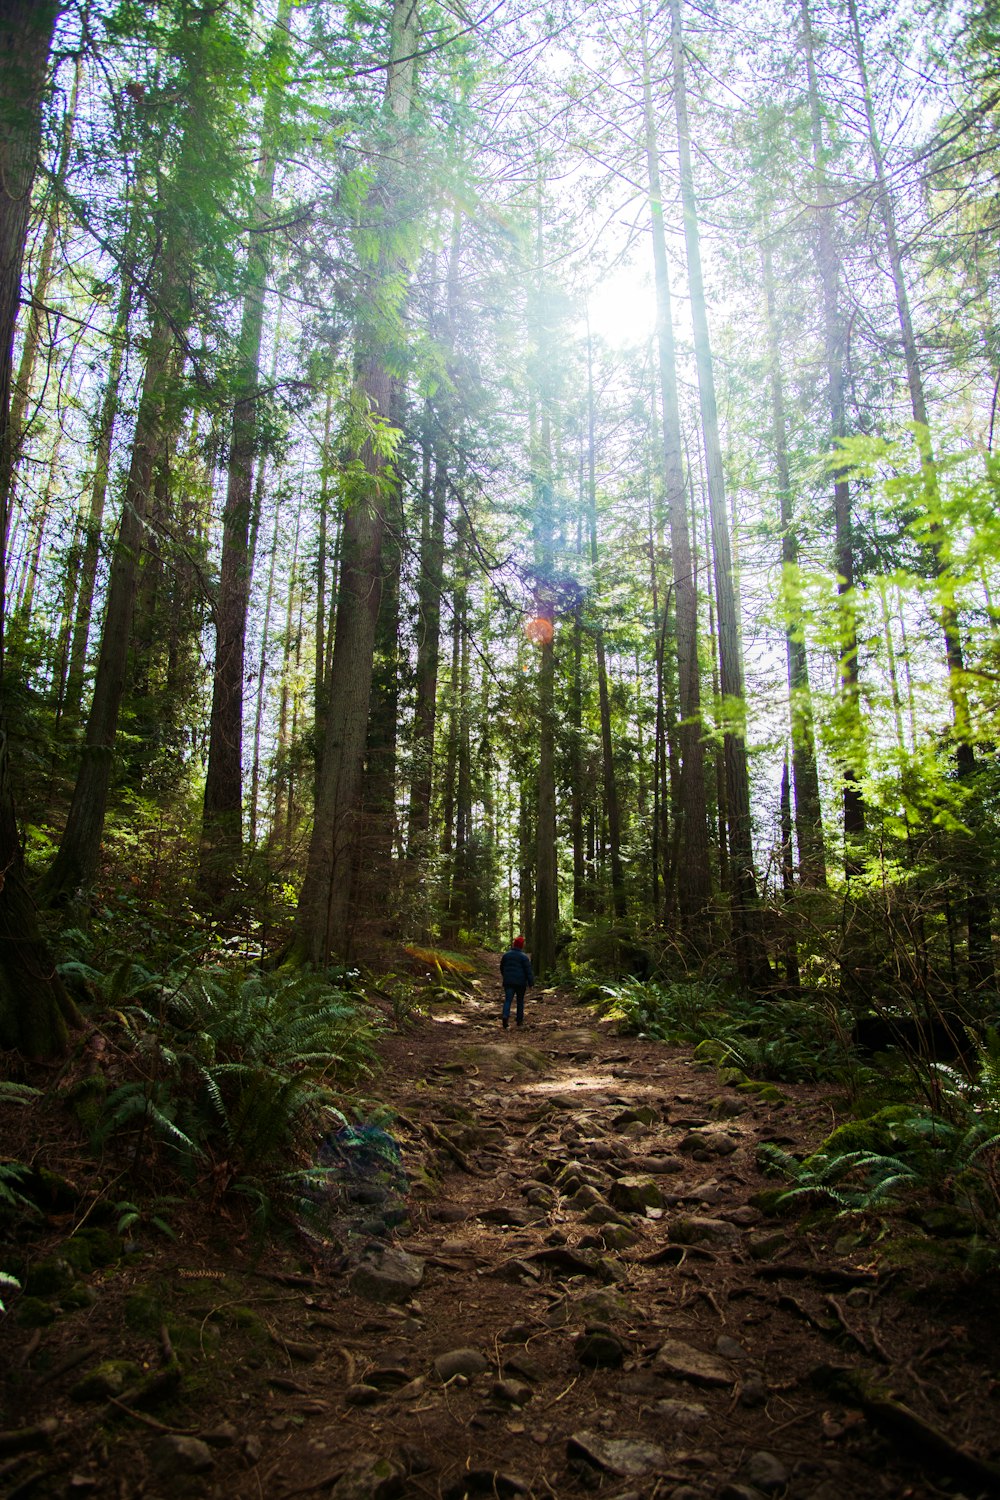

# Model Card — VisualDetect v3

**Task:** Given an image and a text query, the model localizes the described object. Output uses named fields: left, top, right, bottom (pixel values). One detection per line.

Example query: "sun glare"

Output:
left=586, top=261, right=655, bottom=348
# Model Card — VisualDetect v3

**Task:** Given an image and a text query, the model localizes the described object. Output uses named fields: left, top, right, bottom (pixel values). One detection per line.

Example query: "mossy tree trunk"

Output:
left=0, top=0, right=80, bottom=1054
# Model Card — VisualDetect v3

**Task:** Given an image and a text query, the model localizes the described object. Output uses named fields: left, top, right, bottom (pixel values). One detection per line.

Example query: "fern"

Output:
left=0, top=1082, right=41, bottom=1106
left=0, top=1270, right=20, bottom=1314
left=0, top=1161, right=35, bottom=1214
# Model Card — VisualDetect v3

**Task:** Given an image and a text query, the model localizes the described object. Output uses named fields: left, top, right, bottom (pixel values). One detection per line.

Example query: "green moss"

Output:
left=24, top=1258, right=75, bottom=1296
left=209, top=1304, right=267, bottom=1341
left=16, top=1297, right=59, bottom=1326
left=814, top=1105, right=914, bottom=1159
left=64, top=1226, right=120, bottom=1273
left=70, top=1359, right=142, bottom=1402
left=60, top=1284, right=98, bottom=1310
left=65, top=1075, right=107, bottom=1135
left=737, top=1080, right=788, bottom=1104
left=125, top=1287, right=164, bottom=1332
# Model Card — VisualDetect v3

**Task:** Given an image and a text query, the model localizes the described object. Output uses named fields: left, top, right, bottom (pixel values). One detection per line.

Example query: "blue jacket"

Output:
left=500, top=947, right=534, bottom=987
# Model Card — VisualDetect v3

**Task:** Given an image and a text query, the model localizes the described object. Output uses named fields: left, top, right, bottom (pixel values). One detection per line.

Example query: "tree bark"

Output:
left=0, top=0, right=80, bottom=1053
left=200, top=0, right=293, bottom=899
left=760, top=233, right=826, bottom=888
left=670, top=0, right=770, bottom=988
left=290, top=0, right=420, bottom=965
left=639, top=0, right=712, bottom=933
left=800, top=0, right=865, bottom=863
left=586, top=323, right=625, bottom=921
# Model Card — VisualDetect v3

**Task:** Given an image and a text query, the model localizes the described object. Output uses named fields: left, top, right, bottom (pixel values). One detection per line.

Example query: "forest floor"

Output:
left=3, top=975, right=1000, bottom=1500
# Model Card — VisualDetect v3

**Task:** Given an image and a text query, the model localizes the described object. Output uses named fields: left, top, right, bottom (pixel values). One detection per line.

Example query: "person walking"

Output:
left=500, top=935, right=534, bottom=1029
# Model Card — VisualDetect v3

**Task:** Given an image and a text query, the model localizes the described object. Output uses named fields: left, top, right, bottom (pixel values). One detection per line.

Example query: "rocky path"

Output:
left=6, top=983, right=997, bottom=1499
left=244, top=985, right=997, bottom=1500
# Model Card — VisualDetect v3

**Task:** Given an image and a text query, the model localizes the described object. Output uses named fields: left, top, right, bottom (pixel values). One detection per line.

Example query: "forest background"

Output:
left=1, top=0, right=1000, bottom=1244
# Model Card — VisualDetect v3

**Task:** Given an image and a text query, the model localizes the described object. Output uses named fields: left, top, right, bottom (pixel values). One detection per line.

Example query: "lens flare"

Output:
left=524, top=616, right=554, bottom=645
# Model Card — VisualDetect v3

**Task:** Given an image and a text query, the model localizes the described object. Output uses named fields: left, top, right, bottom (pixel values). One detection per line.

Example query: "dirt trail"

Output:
left=5, top=983, right=997, bottom=1499
left=244, top=984, right=997, bottom=1500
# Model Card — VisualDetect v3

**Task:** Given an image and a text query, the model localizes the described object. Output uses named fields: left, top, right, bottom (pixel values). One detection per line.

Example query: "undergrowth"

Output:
left=588, top=976, right=852, bottom=1083
left=56, top=945, right=382, bottom=1231
left=589, top=975, right=1000, bottom=1265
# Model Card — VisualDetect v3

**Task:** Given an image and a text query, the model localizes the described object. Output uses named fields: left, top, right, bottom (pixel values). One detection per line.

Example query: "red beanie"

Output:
left=513, top=935, right=525, bottom=948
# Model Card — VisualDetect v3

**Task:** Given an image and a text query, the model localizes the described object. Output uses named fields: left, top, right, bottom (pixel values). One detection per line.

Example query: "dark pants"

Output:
left=502, top=985, right=526, bottom=1025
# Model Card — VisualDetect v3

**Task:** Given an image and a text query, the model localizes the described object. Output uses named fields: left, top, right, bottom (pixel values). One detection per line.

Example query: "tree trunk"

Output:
left=200, top=0, right=292, bottom=900
left=407, top=220, right=460, bottom=858
left=0, top=0, right=81, bottom=1053
left=3, top=47, right=79, bottom=552
left=760, top=233, right=826, bottom=888
left=800, top=0, right=865, bottom=863
left=586, top=324, right=625, bottom=921
left=38, top=295, right=178, bottom=906
left=290, top=0, right=420, bottom=966
left=670, top=0, right=770, bottom=988
left=63, top=264, right=133, bottom=722
left=639, top=0, right=711, bottom=933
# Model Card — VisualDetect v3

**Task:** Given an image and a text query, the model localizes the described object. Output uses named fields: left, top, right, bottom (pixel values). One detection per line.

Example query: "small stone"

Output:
left=608, top=1175, right=665, bottom=1214
left=490, top=1258, right=542, bottom=1284
left=329, top=1455, right=405, bottom=1499
left=686, top=1180, right=726, bottom=1204
left=442, top=1470, right=529, bottom=1497
left=747, top=1231, right=788, bottom=1262
left=716, top=1336, right=749, bottom=1362
left=600, top=1224, right=637, bottom=1250
left=434, top=1347, right=489, bottom=1381
left=632, top=1153, right=685, bottom=1174
left=654, top=1338, right=732, bottom=1386
left=710, top=1093, right=749, bottom=1118
left=395, top=1376, right=426, bottom=1400
left=350, top=1247, right=424, bottom=1304
left=575, top=1330, right=626, bottom=1368
left=525, top=1186, right=557, bottom=1210
left=366, top=1365, right=413, bottom=1390
left=479, top=1205, right=534, bottom=1228
left=499, top=1323, right=535, bottom=1343
left=743, top=1451, right=788, bottom=1494
left=653, top=1398, right=708, bottom=1430
left=200, top=1423, right=239, bottom=1447
left=151, top=1434, right=215, bottom=1478
left=567, top=1431, right=668, bottom=1478
left=612, top=1106, right=660, bottom=1128
left=571, top=1183, right=611, bottom=1211
left=678, top=1131, right=738, bottom=1157
left=243, top=1435, right=263, bottom=1464
left=669, top=1215, right=740, bottom=1246
left=583, top=1202, right=625, bottom=1225
left=345, top=1384, right=385, bottom=1406
left=726, top=1205, right=763, bottom=1227
left=740, top=1374, right=767, bottom=1408
left=493, top=1378, right=532, bottom=1405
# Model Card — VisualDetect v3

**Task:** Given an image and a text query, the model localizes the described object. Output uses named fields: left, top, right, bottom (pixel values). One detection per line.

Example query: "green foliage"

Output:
left=70, top=957, right=380, bottom=1221
left=0, top=1271, right=20, bottom=1316
left=115, top=1198, right=180, bottom=1240
left=757, top=1103, right=1000, bottom=1233
left=592, top=977, right=851, bottom=1083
